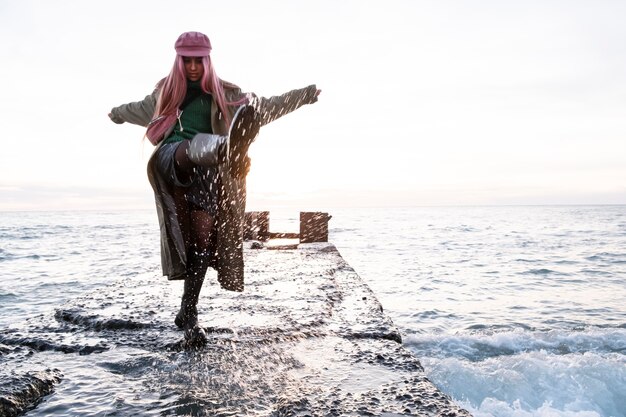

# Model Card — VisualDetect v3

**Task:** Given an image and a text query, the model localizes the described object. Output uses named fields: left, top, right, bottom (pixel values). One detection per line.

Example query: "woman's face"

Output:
left=183, top=57, right=204, bottom=82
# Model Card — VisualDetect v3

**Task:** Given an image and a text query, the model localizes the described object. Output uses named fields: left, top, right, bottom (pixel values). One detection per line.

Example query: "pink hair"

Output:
left=147, top=55, right=246, bottom=144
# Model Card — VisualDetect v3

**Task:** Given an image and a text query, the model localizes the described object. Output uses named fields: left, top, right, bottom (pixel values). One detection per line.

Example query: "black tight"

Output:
left=171, top=185, right=214, bottom=279
left=189, top=210, right=214, bottom=256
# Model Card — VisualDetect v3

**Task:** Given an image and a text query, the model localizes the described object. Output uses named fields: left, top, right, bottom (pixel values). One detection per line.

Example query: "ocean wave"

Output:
left=0, top=225, right=77, bottom=242
left=460, top=397, right=605, bottom=417
left=429, top=225, right=481, bottom=233
left=0, top=253, right=55, bottom=262
left=420, top=350, right=625, bottom=417
left=514, top=258, right=541, bottom=263
left=519, top=268, right=569, bottom=276
left=585, top=252, right=626, bottom=264
left=404, top=327, right=626, bottom=361
left=580, top=269, right=614, bottom=276
left=0, top=292, right=18, bottom=299
left=329, top=227, right=358, bottom=234
left=90, top=224, right=128, bottom=230
left=553, top=259, right=579, bottom=265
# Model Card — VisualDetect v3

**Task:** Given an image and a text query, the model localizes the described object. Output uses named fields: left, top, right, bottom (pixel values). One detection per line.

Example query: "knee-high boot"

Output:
left=187, top=133, right=228, bottom=167
left=175, top=250, right=208, bottom=330
left=176, top=251, right=210, bottom=346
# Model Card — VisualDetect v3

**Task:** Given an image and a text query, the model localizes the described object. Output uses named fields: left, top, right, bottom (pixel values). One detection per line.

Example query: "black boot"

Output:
left=174, top=304, right=196, bottom=329
left=176, top=251, right=209, bottom=346
left=178, top=275, right=208, bottom=346
left=187, top=133, right=228, bottom=167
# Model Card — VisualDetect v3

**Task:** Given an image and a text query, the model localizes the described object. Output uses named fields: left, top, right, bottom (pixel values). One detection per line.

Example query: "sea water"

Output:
left=1, top=206, right=624, bottom=416
left=328, top=206, right=626, bottom=417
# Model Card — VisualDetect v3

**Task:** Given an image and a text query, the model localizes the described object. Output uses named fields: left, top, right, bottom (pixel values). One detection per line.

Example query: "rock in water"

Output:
left=0, top=369, right=62, bottom=417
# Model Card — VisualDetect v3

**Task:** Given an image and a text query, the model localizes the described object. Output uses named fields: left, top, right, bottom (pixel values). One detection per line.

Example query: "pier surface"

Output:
left=0, top=243, right=471, bottom=416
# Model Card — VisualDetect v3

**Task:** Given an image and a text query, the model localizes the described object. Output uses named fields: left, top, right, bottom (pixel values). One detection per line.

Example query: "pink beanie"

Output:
left=175, top=31, right=212, bottom=56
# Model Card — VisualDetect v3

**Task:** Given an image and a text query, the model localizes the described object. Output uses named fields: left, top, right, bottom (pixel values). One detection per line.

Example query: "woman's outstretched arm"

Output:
left=251, top=84, right=320, bottom=127
left=108, top=91, right=158, bottom=127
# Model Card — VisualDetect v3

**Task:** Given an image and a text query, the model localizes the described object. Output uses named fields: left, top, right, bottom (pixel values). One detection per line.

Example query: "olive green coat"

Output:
left=110, top=81, right=318, bottom=291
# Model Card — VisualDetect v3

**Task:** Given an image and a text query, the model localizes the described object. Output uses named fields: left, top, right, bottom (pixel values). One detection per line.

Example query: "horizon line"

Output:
left=2, top=203, right=625, bottom=214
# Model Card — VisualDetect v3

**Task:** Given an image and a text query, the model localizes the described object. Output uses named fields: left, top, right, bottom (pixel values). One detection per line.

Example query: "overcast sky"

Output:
left=1, top=0, right=625, bottom=211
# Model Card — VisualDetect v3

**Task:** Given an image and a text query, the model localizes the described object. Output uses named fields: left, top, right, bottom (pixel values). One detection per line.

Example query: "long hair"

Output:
left=147, top=55, right=246, bottom=144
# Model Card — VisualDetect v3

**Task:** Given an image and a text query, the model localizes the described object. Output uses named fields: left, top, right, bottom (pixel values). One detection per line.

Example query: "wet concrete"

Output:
left=0, top=243, right=471, bottom=416
left=0, top=368, right=62, bottom=417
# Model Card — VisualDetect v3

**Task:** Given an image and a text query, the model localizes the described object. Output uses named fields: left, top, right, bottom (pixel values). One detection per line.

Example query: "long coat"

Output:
left=110, top=81, right=318, bottom=291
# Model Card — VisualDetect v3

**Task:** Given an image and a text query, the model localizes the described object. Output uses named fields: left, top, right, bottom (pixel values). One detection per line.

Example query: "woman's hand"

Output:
left=108, top=111, right=124, bottom=124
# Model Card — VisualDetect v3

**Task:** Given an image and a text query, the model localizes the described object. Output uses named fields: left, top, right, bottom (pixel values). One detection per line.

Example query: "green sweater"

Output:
left=163, top=81, right=213, bottom=144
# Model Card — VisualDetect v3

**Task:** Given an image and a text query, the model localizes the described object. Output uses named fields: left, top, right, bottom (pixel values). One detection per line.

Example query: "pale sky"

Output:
left=1, top=0, right=625, bottom=211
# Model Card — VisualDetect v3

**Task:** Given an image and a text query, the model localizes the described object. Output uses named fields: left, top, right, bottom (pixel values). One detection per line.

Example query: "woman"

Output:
left=109, top=31, right=320, bottom=344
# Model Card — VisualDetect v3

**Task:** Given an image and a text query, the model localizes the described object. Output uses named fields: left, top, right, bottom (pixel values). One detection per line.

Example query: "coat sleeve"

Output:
left=109, top=90, right=158, bottom=128
left=252, top=84, right=318, bottom=127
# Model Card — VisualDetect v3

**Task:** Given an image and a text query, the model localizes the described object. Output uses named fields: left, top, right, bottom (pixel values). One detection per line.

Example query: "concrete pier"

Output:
left=0, top=242, right=471, bottom=416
